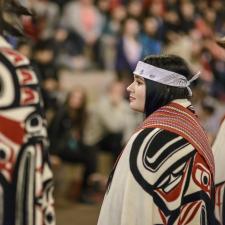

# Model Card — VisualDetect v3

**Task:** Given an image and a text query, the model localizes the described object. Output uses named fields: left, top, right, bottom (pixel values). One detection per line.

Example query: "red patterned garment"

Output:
left=0, top=36, right=55, bottom=225
left=213, top=115, right=225, bottom=225
left=98, top=99, right=216, bottom=225
left=138, top=102, right=215, bottom=177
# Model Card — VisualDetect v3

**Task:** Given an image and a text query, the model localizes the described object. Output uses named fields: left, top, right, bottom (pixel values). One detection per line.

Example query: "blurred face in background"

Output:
left=34, top=49, right=54, bottom=64
left=190, top=29, right=203, bottom=58
left=149, top=1, right=164, bottom=17
left=180, top=2, right=194, bottom=19
left=127, top=0, right=143, bottom=18
left=164, top=10, right=180, bottom=27
left=97, top=0, right=110, bottom=13
left=54, top=27, right=69, bottom=42
left=127, top=75, right=146, bottom=113
left=123, top=18, right=140, bottom=37
left=144, top=17, right=158, bottom=36
left=108, top=81, right=125, bottom=105
left=112, top=6, right=127, bottom=22
left=204, top=9, right=216, bottom=25
left=68, top=88, right=86, bottom=110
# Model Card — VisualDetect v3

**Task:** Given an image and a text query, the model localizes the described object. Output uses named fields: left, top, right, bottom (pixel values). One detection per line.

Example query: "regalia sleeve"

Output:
left=130, top=128, right=215, bottom=225
left=0, top=47, right=55, bottom=225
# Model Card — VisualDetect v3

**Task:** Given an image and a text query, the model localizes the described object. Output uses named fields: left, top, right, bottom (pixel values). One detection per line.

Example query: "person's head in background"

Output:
left=180, top=1, right=195, bottom=20
left=143, top=17, right=159, bottom=38
left=111, top=5, right=127, bottom=23
left=32, top=39, right=55, bottom=65
left=97, top=0, right=110, bottom=15
left=164, top=10, right=180, bottom=32
left=107, top=80, right=126, bottom=106
left=66, top=86, right=88, bottom=113
left=148, top=0, right=164, bottom=18
left=121, top=17, right=140, bottom=38
left=127, top=55, right=195, bottom=117
left=127, top=0, right=143, bottom=22
left=16, top=39, right=33, bottom=58
left=66, top=86, right=88, bottom=134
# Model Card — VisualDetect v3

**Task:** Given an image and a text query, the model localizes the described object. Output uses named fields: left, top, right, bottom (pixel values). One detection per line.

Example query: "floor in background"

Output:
left=55, top=197, right=101, bottom=225
left=52, top=142, right=113, bottom=225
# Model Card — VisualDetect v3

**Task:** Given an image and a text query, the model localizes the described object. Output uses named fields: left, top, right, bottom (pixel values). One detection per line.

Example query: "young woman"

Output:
left=97, top=55, right=216, bottom=225
left=48, top=86, right=98, bottom=202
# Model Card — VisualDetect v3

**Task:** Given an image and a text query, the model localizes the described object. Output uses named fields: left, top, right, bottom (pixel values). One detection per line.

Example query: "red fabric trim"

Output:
left=179, top=201, right=202, bottom=224
left=138, top=102, right=215, bottom=177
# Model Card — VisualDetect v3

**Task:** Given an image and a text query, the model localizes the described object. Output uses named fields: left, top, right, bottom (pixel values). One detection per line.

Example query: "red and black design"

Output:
left=128, top=102, right=216, bottom=224
left=215, top=181, right=225, bottom=224
left=138, top=102, right=214, bottom=177
left=130, top=128, right=215, bottom=224
left=97, top=101, right=216, bottom=225
left=0, top=44, right=55, bottom=224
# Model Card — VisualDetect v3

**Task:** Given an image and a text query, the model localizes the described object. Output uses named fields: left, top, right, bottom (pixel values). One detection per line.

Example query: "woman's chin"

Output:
left=129, top=103, right=143, bottom=113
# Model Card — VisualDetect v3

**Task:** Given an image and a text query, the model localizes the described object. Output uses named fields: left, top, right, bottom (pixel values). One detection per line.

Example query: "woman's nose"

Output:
left=127, top=82, right=134, bottom=92
left=127, top=85, right=131, bottom=92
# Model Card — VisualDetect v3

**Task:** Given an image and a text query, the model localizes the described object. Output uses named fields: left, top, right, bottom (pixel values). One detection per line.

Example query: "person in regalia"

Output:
left=212, top=36, right=225, bottom=225
left=0, top=1, right=55, bottom=224
left=97, top=54, right=216, bottom=225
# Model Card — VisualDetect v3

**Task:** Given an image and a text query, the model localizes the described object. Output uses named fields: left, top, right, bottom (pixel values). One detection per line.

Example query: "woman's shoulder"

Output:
left=134, top=127, right=194, bottom=154
left=129, top=128, right=196, bottom=184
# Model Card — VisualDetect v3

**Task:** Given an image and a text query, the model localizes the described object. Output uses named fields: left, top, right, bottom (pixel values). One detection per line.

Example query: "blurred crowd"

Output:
left=7, top=0, right=225, bottom=203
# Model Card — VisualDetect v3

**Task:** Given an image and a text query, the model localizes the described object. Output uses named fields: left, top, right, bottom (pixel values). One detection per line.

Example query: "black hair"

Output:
left=34, top=39, right=53, bottom=50
left=143, top=54, right=193, bottom=117
left=16, top=39, right=33, bottom=49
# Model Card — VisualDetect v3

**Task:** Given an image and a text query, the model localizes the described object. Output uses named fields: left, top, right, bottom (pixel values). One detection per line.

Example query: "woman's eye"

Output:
left=136, top=80, right=142, bottom=85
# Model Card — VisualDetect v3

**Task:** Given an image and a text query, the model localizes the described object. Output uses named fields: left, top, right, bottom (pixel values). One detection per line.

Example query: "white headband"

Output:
left=133, top=61, right=200, bottom=96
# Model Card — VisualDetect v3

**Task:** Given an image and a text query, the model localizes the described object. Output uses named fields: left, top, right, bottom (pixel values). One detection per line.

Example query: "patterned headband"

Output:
left=133, top=61, right=199, bottom=96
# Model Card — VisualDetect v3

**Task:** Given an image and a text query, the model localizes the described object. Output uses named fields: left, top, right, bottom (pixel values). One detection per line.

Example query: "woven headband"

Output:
left=133, top=61, right=199, bottom=96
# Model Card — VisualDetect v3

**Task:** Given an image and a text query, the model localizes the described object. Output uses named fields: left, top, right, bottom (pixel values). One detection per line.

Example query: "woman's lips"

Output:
left=129, top=96, right=136, bottom=101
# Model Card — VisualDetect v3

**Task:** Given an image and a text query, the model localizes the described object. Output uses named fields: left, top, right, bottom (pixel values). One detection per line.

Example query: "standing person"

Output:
left=212, top=37, right=225, bottom=225
left=213, top=116, right=225, bottom=225
left=48, top=86, right=98, bottom=203
left=61, top=0, right=104, bottom=68
left=97, top=55, right=216, bottom=225
left=0, top=1, right=55, bottom=224
left=115, top=17, right=142, bottom=81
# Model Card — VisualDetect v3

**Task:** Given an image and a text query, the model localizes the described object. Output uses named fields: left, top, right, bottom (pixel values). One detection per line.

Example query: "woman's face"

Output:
left=68, top=89, right=85, bottom=110
left=124, top=18, right=140, bottom=36
left=127, top=75, right=146, bottom=112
